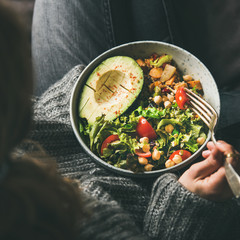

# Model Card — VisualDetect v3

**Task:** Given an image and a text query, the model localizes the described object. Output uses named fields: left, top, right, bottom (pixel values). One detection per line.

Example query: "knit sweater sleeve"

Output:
left=32, top=65, right=240, bottom=240
left=144, top=174, right=240, bottom=240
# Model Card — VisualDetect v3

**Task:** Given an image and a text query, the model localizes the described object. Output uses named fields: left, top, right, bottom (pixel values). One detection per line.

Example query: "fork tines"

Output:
left=184, top=88, right=218, bottom=131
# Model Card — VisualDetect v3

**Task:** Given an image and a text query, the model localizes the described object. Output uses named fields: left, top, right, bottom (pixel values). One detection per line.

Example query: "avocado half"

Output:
left=79, top=56, right=144, bottom=125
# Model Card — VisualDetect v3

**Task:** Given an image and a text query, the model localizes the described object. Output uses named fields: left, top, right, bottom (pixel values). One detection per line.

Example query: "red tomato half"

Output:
left=135, top=149, right=152, bottom=158
left=169, top=150, right=192, bottom=161
left=136, top=117, right=157, bottom=140
left=175, top=87, right=189, bottom=110
left=101, top=134, right=119, bottom=155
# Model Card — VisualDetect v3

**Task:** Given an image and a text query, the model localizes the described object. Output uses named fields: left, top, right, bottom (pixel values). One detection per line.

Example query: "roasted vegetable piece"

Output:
left=149, top=67, right=163, bottom=79
left=160, top=64, right=176, bottom=82
left=187, top=80, right=202, bottom=90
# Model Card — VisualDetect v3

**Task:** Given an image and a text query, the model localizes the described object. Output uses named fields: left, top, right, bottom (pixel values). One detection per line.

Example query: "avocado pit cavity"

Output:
left=94, top=70, right=126, bottom=104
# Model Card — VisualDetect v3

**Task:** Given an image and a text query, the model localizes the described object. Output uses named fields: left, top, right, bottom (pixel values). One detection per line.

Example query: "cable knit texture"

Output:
left=28, top=65, right=240, bottom=240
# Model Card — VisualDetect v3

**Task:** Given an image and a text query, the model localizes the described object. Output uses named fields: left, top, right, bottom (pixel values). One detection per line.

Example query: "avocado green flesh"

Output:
left=79, top=56, right=144, bottom=125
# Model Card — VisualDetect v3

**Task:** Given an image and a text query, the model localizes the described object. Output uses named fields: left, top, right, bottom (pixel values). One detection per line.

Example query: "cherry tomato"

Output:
left=136, top=117, right=157, bottom=140
left=169, top=150, right=192, bottom=161
left=135, top=149, right=152, bottom=158
left=101, top=134, right=119, bottom=155
left=175, top=87, right=189, bottom=110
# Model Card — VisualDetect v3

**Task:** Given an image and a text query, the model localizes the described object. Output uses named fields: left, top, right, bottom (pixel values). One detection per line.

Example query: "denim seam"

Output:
left=162, top=0, right=174, bottom=44
left=103, top=0, right=116, bottom=48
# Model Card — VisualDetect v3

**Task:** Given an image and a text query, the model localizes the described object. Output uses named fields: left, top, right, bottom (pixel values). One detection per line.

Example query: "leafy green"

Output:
left=119, top=133, right=140, bottom=153
left=136, top=106, right=166, bottom=119
left=89, top=116, right=117, bottom=154
left=181, top=131, right=192, bottom=143
left=185, top=139, right=199, bottom=152
left=150, top=55, right=173, bottom=68
left=189, top=124, right=202, bottom=139
left=157, top=118, right=182, bottom=129
left=156, top=129, right=168, bottom=147
left=114, top=112, right=140, bottom=133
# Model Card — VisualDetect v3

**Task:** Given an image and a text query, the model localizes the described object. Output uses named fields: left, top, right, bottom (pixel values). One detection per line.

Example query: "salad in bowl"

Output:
left=70, top=41, right=220, bottom=177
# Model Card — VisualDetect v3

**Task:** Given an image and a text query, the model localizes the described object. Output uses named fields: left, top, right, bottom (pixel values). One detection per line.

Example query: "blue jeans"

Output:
left=32, top=0, right=240, bottom=148
left=32, top=0, right=115, bottom=95
left=32, top=0, right=178, bottom=96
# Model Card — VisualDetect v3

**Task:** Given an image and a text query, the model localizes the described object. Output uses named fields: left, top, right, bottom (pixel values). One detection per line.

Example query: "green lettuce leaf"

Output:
left=185, top=139, right=199, bottom=152
left=157, top=118, right=182, bottom=129
left=136, top=106, right=166, bottom=119
left=189, top=124, right=202, bottom=139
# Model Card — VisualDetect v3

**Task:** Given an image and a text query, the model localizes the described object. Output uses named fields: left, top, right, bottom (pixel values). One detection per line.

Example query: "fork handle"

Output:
left=211, top=133, right=217, bottom=145
left=224, top=161, right=240, bottom=198
left=211, top=133, right=240, bottom=198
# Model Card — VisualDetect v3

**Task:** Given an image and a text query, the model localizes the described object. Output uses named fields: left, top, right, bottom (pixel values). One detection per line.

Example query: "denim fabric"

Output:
left=109, top=0, right=171, bottom=45
left=32, top=0, right=115, bottom=96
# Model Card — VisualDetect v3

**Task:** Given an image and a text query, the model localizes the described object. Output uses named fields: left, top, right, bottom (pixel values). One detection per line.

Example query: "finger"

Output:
left=206, top=141, right=215, bottom=151
left=189, top=147, right=222, bottom=179
left=216, top=141, right=240, bottom=171
left=202, top=150, right=211, bottom=158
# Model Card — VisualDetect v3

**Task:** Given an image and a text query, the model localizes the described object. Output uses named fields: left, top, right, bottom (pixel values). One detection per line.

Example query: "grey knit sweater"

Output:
left=31, top=65, right=240, bottom=240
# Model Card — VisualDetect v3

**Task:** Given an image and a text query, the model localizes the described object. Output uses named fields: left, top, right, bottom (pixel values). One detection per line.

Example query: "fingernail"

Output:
left=202, top=150, right=211, bottom=155
left=203, top=150, right=211, bottom=154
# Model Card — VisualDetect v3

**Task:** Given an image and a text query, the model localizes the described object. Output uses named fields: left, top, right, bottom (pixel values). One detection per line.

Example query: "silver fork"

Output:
left=185, top=88, right=240, bottom=198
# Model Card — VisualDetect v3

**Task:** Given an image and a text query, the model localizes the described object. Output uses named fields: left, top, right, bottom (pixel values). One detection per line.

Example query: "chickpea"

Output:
left=164, top=100, right=172, bottom=109
left=152, top=149, right=161, bottom=161
left=165, top=124, right=174, bottom=134
left=183, top=75, right=193, bottom=81
left=167, top=93, right=175, bottom=102
left=144, top=164, right=154, bottom=171
left=138, top=157, right=148, bottom=165
left=140, top=137, right=149, bottom=144
left=153, top=95, right=162, bottom=105
left=172, top=155, right=182, bottom=164
left=197, top=136, right=206, bottom=145
left=142, top=144, right=150, bottom=153
left=165, top=159, right=175, bottom=168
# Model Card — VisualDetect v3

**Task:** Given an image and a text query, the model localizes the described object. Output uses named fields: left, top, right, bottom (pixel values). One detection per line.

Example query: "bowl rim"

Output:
left=70, top=40, right=220, bottom=178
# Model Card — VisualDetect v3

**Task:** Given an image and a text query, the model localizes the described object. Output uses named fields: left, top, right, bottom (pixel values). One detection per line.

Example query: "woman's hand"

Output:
left=179, top=141, right=240, bottom=201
